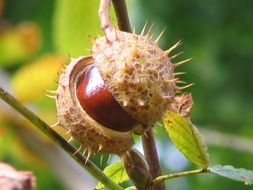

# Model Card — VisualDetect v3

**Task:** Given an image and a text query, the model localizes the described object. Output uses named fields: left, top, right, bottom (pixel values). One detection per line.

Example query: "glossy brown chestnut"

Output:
left=76, top=64, right=138, bottom=132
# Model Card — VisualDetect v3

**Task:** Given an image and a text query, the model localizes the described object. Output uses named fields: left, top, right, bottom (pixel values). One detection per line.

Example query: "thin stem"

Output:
left=111, top=0, right=132, bottom=32
left=142, top=129, right=165, bottom=190
left=99, top=0, right=112, bottom=31
left=0, top=86, right=124, bottom=190
left=153, top=168, right=209, bottom=185
left=99, top=0, right=132, bottom=33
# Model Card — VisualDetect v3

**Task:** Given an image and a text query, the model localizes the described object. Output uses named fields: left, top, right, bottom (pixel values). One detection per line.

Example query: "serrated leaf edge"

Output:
left=163, top=111, right=209, bottom=167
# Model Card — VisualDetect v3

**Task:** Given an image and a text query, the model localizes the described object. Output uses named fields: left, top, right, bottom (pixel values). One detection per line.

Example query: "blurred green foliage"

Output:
left=133, top=0, right=253, bottom=133
left=0, top=122, right=66, bottom=190
left=1, top=0, right=253, bottom=189
left=53, top=0, right=101, bottom=57
left=132, top=0, right=253, bottom=189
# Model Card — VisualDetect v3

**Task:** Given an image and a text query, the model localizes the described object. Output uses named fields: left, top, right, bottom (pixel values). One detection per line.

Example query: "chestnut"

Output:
left=55, top=29, right=186, bottom=154
left=76, top=64, right=137, bottom=132
left=56, top=56, right=136, bottom=154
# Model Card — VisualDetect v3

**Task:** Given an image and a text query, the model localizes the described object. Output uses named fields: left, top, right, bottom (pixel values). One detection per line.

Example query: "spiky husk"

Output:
left=56, top=56, right=134, bottom=154
left=92, top=30, right=176, bottom=126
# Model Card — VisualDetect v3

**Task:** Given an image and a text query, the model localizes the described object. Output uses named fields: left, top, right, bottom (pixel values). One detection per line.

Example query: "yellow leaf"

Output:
left=0, top=22, right=41, bottom=66
left=11, top=54, right=67, bottom=102
left=163, top=110, right=209, bottom=167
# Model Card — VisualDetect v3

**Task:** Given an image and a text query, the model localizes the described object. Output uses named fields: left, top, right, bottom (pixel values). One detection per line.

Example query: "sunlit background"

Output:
left=1, top=0, right=253, bottom=189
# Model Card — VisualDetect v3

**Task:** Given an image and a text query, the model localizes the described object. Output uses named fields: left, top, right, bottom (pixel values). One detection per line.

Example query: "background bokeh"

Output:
left=0, top=0, right=253, bottom=189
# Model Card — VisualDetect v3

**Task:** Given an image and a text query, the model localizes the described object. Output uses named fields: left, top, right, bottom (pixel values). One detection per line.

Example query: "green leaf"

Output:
left=96, top=161, right=129, bottom=190
left=163, top=110, right=209, bottom=167
left=53, top=0, right=118, bottom=57
left=53, top=0, right=100, bottom=57
left=209, top=165, right=253, bottom=185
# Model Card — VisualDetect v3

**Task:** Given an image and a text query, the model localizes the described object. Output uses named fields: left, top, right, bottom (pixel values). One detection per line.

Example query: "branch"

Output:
left=153, top=168, right=209, bottom=185
left=99, top=1, right=165, bottom=189
left=0, top=86, right=124, bottom=190
left=99, top=0, right=132, bottom=33
left=142, top=129, right=165, bottom=190
left=0, top=163, right=35, bottom=190
left=109, top=0, right=165, bottom=189
left=111, top=0, right=132, bottom=32
left=99, top=0, right=112, bottom=32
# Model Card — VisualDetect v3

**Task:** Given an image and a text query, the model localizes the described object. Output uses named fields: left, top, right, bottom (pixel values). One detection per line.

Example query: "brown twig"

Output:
left=107, top=0, right=166, bottom=189
left=0, top=0, right=4, bottom=16
left=142, top=129, right=166, bottom=190
left=111, top=0, right=132, bottom=32
left=0, top=163, right=35, bottom=190
left=99, top=0, right=112, bottom=31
